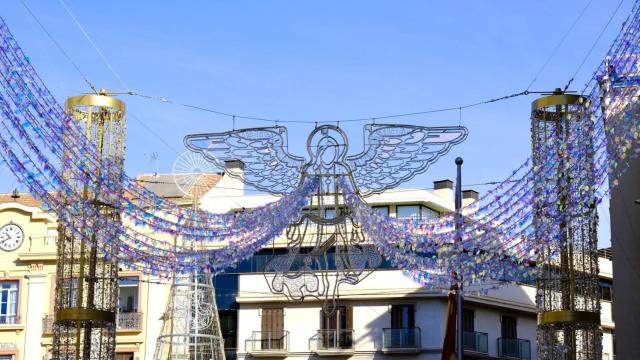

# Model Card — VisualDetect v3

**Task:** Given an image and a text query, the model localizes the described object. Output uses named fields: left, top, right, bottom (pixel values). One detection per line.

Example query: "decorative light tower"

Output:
left=532, top=89, right=601, bottom=360
left=153, top=152, right=226, bottom=360
left=52, top=90, right=126, bottom=360
left=153, top=274, right=226, bottom=360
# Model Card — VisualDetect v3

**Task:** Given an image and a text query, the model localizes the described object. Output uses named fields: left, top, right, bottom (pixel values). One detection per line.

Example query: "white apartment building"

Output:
left=190, top=165, right=616, bottom=360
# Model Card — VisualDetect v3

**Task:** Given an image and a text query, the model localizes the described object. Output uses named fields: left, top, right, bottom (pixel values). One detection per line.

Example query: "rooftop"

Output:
left=0, top=191, right=42, bottom=207
left=134, top=173, right=222, bottom=202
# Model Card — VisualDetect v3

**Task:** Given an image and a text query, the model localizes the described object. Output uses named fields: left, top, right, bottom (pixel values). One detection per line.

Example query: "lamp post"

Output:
left=455, top=157, right=464, bottom=360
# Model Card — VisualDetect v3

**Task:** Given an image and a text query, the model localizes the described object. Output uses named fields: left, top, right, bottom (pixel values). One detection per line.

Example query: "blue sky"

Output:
left=2, top=1, right=634, bottom=246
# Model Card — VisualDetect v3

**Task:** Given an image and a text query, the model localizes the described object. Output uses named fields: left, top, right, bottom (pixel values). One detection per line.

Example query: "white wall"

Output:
left=235, top=281, right=539, bottom=359
left=143, top=278, right=171, bottom=360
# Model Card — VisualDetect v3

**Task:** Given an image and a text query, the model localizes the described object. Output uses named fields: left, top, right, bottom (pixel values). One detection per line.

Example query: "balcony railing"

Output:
left=42, top=312, right=143, bottom=334
left=245, top=331, right=289, bottom=353
left=463, top=331, right=488, bottom=353
left=382, top=327, right=422, bottom=349
left=498, top=337, right=531, bottom=360
left=0, top=315, right=20, bottom=325
left=309, top=329, right=354, bottom=351
left=116, top=312, right=143, bottom=331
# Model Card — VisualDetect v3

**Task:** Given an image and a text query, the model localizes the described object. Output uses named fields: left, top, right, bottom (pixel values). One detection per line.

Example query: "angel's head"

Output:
left=307, top=125, right=348, bottom=167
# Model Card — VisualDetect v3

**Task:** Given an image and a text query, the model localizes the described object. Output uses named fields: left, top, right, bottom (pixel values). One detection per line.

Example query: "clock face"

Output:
left=0, top=223, right=24, bottom=251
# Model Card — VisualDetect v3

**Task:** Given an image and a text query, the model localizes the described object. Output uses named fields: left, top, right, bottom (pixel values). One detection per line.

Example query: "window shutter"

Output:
left=346, top=305, right=353, bottom=330
left=261, top=308, right=270, bottom=333
left=276, top=308, right=284, bottom=333
left=262, top=308, right=284, bottom=333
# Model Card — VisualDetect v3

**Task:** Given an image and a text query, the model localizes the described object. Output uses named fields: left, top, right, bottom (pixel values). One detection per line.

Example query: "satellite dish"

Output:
left=172, top=151, right=218, bottom=198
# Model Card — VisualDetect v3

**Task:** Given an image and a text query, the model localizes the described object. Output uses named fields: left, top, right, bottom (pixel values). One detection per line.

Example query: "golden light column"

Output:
left=532, top=89, right=601, bottom=360
left=52, top=90, right=126, bottom=360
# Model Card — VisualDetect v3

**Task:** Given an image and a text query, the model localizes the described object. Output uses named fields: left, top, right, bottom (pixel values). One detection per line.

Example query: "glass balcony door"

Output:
left=321, top=305, right=353, bottom=349
left=389, top=304, right=417, bottom=348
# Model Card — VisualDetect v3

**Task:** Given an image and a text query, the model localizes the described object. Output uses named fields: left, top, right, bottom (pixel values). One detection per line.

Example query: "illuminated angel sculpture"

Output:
left=185, top=124, right=467, bottom=312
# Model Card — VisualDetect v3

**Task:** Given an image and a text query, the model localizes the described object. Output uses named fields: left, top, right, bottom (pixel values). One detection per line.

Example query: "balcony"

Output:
left=116, top=312, right=143, bottom=332
left=42, top=312, right=143, bottom=334
left=0, top=314, right=21, bottom=331
left=245, top=331, right=289, bottom=358
left=498, top=337, right=531, bottom=360
left=0, top=315, right=20, bottom=325
left=382, top=327, right=422, bottom=354
left=463, top=331, right=488, bottom=354
left=309, top=329, right=354, bottom=356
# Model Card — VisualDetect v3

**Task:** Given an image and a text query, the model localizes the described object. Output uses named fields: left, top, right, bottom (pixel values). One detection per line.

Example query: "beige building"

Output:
left=0, top=191, right=151, bottom=360
left=0, top=169, right=225, bottom=360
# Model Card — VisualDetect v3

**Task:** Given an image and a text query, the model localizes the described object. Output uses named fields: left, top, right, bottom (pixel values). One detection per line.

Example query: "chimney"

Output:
left=221, top=159, right=245, bottom=196
left=224, top=160, right=245, bottom=173
left=462, top=189, right=479, bottom=207
left=433, top=179, right=454, bottom=202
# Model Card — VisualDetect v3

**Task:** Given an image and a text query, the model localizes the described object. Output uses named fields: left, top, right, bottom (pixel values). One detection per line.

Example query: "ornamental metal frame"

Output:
left=185, top=124, right=467, bottom=312
left=52, top=91, right=126, bottom=360
left=153, top=273, right=225, bottom=360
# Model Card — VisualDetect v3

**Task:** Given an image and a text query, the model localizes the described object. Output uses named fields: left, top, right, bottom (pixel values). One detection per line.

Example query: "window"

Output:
left=118, top=277, right=139, bottom=313
left=397, top=205, right=439, bottom=220
left=0, top=281, right=18, bottom=324
left=0, top=355, right=14, bottom=360
left=388, top=305, right=418, bottom=348
left=261, top=308, right=284, bottom=349
left=397, top=205, right=421, bottom=219
left=214, top=274, right=238, bottom=310
left=501, top=315, right=517, bottom=338
left=219, top=310, right=238, bottom=350
left=391, top=304, right=415, bottom=328
left=321, top=305, right=353, bottom=348
left=600, top=279, right=614, bottom=302
left=372, top=206, right=389, bottom=217
left=422, top=206, right=440, bottom=219
left=60, top=278, right=79, bottom=308
left=462, top=309, right=474, bottom=332
left=324, top=207, right=346, bottom=218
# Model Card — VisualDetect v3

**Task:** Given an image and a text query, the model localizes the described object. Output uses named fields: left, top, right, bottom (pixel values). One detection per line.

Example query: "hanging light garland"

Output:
left=0, top=3, right=640, bottom=284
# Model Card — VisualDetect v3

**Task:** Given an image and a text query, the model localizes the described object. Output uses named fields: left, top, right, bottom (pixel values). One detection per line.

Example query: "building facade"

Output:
left=201, top=179, right=616, bottom=360
left=0, top=169, right=615, bottom=360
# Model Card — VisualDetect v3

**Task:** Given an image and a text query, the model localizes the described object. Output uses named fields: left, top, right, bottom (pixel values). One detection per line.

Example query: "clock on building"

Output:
left=0, top=223, right=24, bottom=251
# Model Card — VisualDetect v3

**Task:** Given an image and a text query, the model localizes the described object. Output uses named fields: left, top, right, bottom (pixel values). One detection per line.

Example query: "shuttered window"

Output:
left=261, top=308, right=284, bottom=349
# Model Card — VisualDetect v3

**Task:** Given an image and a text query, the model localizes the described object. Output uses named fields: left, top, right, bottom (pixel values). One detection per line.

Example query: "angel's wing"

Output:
left=347, top=124, right=468, bottom=196
left=184, top=126, right=306, bottom=194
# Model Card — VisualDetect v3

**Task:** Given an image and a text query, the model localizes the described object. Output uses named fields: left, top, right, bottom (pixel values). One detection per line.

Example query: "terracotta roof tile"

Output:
left=133, top=173, right=222, bottom=202
left=0, top=192, right=42, bottom=207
